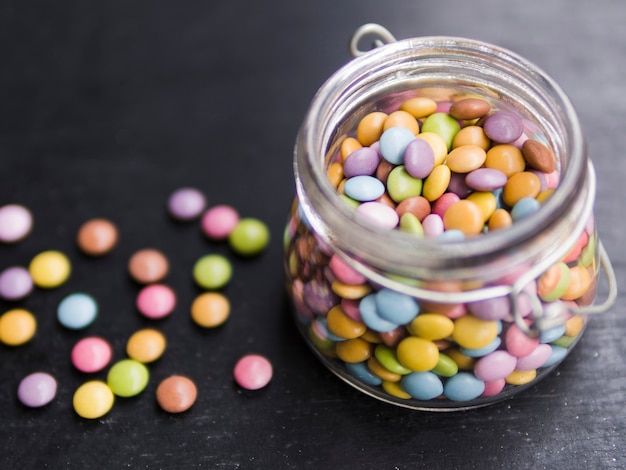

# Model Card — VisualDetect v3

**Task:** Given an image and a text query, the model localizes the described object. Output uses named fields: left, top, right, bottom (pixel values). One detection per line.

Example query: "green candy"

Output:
left=107, top=359, right=149, bottom=397
left=374, top=344, right=412, bottom=375
left=421, top=112, right=461, bottom=150
left=432, top=353, right=459, bottom=378
left=399, top=213, right=424, bottom=236
left=193, top=254, right=233, bottom=289
left=228, top=218, right=270, bottom=257
left=386, top=165, right=423, bottom=203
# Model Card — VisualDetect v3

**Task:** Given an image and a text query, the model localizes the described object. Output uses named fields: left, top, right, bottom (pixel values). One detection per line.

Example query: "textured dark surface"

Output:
left=1, top=1, right=625, bottom=468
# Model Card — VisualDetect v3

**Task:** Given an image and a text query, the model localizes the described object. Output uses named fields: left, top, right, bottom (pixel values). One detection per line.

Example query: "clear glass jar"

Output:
left=284, top=26, right=616, bottom=410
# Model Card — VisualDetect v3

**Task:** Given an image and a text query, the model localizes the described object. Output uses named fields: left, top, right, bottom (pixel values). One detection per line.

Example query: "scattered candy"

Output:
left=0, top=204, right=33, bottom=243
left=233, top=354, right=273, bottom=390
left=190, top=292, right=231, bottom=328
left=156, top=375, right=197, bottom=413
left=228, top=218, right=270, bottom=257
left=193, top=254, right=232, bottom=289
left=0, top=309, right=37, bottom=346
left=201, top=204, right=240, bottom=240
left=107, top=359, right=150, bottom=397
left=167, top=187, right=207, bottom=221
left=73, top=380, right=114, bottom=419
left=17, top=372, right=57, bottom=408
left=126, top=328, right=167, bottom=363
left=0, top=266, right=33, bottom=301
left=29, top=250, right=71, bottom=288
left=128, top=248, right=169, bottom=284
left=57, top=293, right=99, bottom=330
left=71, top=337, right=113, bottom=373
left=136, top=284, right=177, bottom=319
left=76, top=218, right=119, bottom=256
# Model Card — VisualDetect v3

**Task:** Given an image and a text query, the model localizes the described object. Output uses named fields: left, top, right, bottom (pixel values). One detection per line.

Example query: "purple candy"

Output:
left=465, top=168, right=508, bottom=191
left=447, top=172, right=473, bottom=198
left=343, top=147, right=380, bottom=177
left=0, top=266, right=33, bottom=301
left=474, top=351, right=517, bottom=382
left=0, top=204, right=33, bottom=243
left=483, top=111, right=524, bottom=144
left=404, top=139, right=435, bottom=179
left=167, top=187, right=207, bottom=221
left=17, top=372, right=57, bottom=408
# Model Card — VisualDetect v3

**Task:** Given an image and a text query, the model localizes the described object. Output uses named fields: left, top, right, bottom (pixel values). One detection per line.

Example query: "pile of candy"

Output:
left=285, top=93, right=597, bottom=406
left=0, top=188, right=272, bottom=419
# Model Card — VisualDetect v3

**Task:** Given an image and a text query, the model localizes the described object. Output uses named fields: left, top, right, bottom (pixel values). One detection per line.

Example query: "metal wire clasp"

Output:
left=349, top=23, right=397, bottom=57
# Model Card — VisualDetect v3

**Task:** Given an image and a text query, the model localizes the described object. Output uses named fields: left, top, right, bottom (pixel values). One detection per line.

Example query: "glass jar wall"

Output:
left=284, top=30, right=616, bottom=410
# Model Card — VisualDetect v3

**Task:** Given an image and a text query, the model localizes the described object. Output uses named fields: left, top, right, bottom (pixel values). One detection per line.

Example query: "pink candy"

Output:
left=0, top=204, right=33, bottom=243
left=136, top=284, right=177, bottom=319
left=71, top=337, right=113, bottom=373
left=233, top=354, right=273, bottom=390
left=201, top=205, right=240, bottom=240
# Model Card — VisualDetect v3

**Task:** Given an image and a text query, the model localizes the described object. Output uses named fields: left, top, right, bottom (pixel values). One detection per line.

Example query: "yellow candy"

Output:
left=536, top=188, right=555, bottom=205
left=29, top=250, right=71, bottom=288
left=367, top=356, right=401, bottom=382
left=331, top=280, right=371, bottom=300
left=327, top=162, right=344, bottom=188
left=415, top=132, right=448, bottom=166
left=382, top=380, right=412, bottom=399
left=422, top=165, right=451, bottom=202
left=466, top=191, right=497, bottom=222
left=445, top=145, right=487, bottom=173
left=443, top=200, right=484, bottom=236
left=340, top=137, right=362, bottom=161
left=409, top=314, right=454, bottom=340
left=452, top=315, right=499, bottom=349
left=485, top=144, right=526, bottom=177
left=488, top=208, right=513, bottom=231
left=399, top=97, right=437, bottom=118
left=383, top=110, right=420, bottom=134
left=335, top=338, right=373, bottom=363
left=356, top=112, right=388, bottom=146
left=191, top=292, right=231, bottom=328
left=446, top=348, right=475, bottom=370
left=565, top=315, right=586, bottom=337
left=505, top=369, right=537, bottom=386
left=73, top=380, right=115, bottom=419
left=0, top=309, right=37, bottom=346
left=561, top=266, right=592, bottom=301
left=126, top=328, right=167, bottom=363
left=502, top=171, right=541, bottom=207
left=452, top=125, right=491, bottom=150
left=327, top=305, right=367, bottom=339
left=396, top=337, right=439, bottom=372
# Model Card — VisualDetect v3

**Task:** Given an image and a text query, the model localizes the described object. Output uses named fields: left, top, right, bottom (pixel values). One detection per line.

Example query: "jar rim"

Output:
left=295, top=35, right=589, bottom=284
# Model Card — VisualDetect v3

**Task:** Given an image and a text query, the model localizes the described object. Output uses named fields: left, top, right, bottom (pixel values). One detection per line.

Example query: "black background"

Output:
left=1, top=1, right=625, bottom=469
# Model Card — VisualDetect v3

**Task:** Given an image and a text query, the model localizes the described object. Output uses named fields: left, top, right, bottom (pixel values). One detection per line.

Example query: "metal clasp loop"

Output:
left=349, top=23, right=397, bottom=57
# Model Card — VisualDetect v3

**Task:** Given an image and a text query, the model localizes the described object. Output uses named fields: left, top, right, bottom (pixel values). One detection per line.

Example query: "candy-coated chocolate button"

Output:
left=191, top=292, right=231, bottom=328
left=76, top=218, right=119, bottom=256
left=452, top=315, right=499, bottom=350
left=167, top=187, right=207, bottom=221
left=128, top=249, right=169, bottom=284
left=156, top=375, right=198, bottom=413
left=228, top=218, right=270, bottom=257
left=443, top=200, right=484, bottom=236
left=396, top=337, right=439, bottom=372
left=107, top=359, right=150, bottom=397
left=0, top=266, right=33, bottom=301
left=0, top=204, right=33, bottom=243
left=126, top=329, right=167, bottom=363
left=29, top=250, right=71, bottom=288
left=201, top=205, right=240, bottom=241
left=57, top=293, right=98, bottom=330
left=0, top=309, right=36, bottom=346
left=193, top=254, right=232, bottom=289
left=136, top=284, right=176, bottom=319
left=72, top=337, right=113, bottom=373
left=233, top=354, right=273, bottom=390
left=73, top=381, right=114, bottom=419
left=18, top=372, right=57, bottom=408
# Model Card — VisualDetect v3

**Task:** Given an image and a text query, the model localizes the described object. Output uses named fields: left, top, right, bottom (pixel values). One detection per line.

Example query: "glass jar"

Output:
left=284, top=25, right=616, bottom=410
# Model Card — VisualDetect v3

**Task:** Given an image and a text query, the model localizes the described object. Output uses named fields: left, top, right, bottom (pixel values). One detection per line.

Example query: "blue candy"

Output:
left=344, top=175, right=385, bottom=202
left=379, top=127, right=416, bottom=165
left=375, top=288, right=419, bottom=325
left=401, top=372, right=444, bottom=400
left=359, top=294, right=399, bottom=332
left=539, top=324, right=566, bottom=343
left=460, top=337, right=502, bottom=357
left=543, top=345, right=568, bottom=367
left=443, top=372, right=485, bottom=401
left=511, top=197, right=541, bottom=220
left=345, top=361, right=383, bottom=386
left=57, top=293, right=98, bottom=330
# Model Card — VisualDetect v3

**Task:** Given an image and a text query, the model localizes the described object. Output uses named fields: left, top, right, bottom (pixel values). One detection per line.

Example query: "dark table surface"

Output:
left=1, top=1, right=625, bottom=469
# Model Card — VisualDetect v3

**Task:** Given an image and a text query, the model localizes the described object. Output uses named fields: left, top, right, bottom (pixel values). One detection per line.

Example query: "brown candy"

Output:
left=76, top=218, right=119, bottom=256
left=522, top=139, right=556, bottom=173
left=156, top=375, right=197, bottom=413
left=449, top=98, right=491, bottom=120
left=128, top=248, right=169, bottom=284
